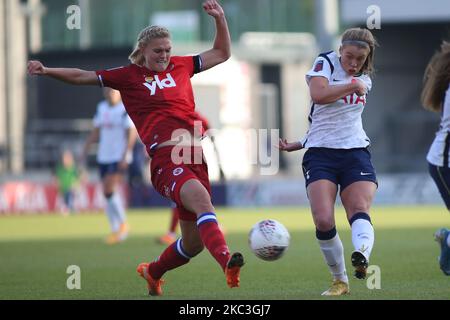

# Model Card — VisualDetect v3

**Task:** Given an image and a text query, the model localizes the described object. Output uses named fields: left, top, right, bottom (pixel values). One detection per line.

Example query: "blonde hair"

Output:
left=421, top=41, right=450, bottom=112
left=128, top=26, right=171, bottom=66
left=341, top=28, right=378, bottom=75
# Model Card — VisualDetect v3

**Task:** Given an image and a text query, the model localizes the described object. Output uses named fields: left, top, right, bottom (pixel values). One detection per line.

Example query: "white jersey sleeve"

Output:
left=306, top=54, right=333, bottom=83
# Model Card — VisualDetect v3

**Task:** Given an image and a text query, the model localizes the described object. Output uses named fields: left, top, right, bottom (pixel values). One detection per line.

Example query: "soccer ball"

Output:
left=248, top=219, right=290, bottom=261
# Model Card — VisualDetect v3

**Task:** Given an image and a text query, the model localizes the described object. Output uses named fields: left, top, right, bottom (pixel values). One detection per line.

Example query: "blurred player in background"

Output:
left=279, top=28, right=378, bottom=296
left=157, top=204, right=180, bottom=245
left=81, top=87, right=138, bottom=244
left=55, top=149, right=79, bottom=214
left=421, top=40, right=450, bottom=276
left=28, top=0, right=243, bottom=296
left=127, top=138, right=147, bottom=189
left=157, top=111, right=226, bottom=246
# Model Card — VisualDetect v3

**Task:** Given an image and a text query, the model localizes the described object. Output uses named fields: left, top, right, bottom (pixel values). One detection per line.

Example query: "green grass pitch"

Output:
left=0, top=206, right=449, bottom=300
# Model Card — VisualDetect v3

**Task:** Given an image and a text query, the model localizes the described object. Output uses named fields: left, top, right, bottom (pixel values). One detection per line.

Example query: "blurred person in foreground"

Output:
left=421, top=40, right=450, bottom=276
left=279, top=28, right=378, bottom=296
left=55, top=149, right=79, bottom=215
left=82, top=87, right=137, bottom=244
left=28, top=0, right=243, bottom=296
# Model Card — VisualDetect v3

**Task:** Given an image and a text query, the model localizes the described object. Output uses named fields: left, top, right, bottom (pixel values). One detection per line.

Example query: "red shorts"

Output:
left=150, top=146, right=211, bottom=221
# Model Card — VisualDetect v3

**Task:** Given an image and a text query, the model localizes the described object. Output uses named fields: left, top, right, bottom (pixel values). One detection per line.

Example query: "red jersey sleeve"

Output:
left=173, top=56, right=201, bottom=77
left=95, top=66, right=132, bottom=90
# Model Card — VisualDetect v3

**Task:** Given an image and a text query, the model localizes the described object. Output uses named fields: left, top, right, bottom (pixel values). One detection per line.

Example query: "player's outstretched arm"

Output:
left=27, top=60, right=99, bottom=86
left=199, top=0, right=231, bottom=71
left=278, top=139, right=303, bottom=152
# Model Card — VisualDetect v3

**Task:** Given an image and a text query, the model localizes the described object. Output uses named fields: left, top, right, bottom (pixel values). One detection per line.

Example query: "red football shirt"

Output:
left=96, top=56, right=204, bottom=153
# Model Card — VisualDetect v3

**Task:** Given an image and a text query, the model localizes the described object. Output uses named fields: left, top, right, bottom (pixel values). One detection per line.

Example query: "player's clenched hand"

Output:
left=277, top=138, right=303, bottom=152
left=352, top=79, right=368, bottom=96
left=27, top=60, right=46, bottom=76
left=202, top=0, right=224, bottom=18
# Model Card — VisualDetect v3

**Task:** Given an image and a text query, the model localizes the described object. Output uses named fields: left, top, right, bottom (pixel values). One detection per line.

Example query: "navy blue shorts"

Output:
left=302, top=147, right=378, bottom=191
left=98, top=162, right=124, bottom=179
left=428, top=163, right=450, bottom=210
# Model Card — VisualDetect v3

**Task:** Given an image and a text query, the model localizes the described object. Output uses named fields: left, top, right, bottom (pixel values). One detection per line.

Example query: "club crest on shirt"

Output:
left=173, top=167, right=184, bottom=176
left=144, top=76, right=154, bottom=83
left=314, top=60, right=324, bottom=72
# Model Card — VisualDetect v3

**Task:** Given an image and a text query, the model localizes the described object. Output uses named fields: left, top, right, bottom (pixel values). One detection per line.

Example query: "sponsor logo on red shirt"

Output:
left=142, top=73, right=177, bottom=96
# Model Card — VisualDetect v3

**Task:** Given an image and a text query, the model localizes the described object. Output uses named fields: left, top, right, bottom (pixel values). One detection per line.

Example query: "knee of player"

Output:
left=182, top=192, right=214, bottom=214
left=314, top=216, right=335, bottom=232
left=180, top=180, right=210, bottom=200
left=346, top=202, right=371, bottom=214
left=182, top=187, right=208, bottom=201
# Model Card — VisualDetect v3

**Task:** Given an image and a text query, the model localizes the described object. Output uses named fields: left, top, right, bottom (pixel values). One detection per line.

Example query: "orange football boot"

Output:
left=225, top=252, right=245, bottom=288
left=136, top=263, right=165, bottom=296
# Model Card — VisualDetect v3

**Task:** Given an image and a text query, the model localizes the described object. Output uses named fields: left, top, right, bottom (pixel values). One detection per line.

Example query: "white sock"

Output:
left=351, top=218, right=374, bottom=260
left=106, top=196, right=120, bottom=233
left=111, top=193, right=127, bottom=224
left=318, top=233, right=348, bottom=283
left=447, top=232, right=450, bottom=247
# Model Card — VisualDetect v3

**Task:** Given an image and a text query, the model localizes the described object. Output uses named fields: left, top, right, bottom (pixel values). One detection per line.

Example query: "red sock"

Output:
left=148, top=239, right=190, bottom=279
left=197, top=212, right=230, bottom=271
left=169, top=207, right=179, bottom=233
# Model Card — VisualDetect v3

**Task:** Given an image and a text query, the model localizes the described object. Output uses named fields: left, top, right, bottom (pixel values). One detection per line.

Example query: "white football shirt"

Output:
left=93, top=100, right=134, bottom=164
left=301, top=51, right=372, bottom=149
left=427, top=84, right=450, bottom=167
